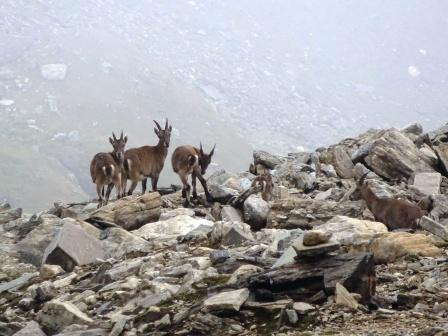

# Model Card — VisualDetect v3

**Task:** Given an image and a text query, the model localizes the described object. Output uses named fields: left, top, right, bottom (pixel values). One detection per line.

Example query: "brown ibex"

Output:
left=357, top=173, right=425, bottom=231
left=251, top=173, right=274, bottom=202
left=171, top=143, right=215, bottom=205
left=90, top=132, right=127, bottom=208
left=123, top=119, right=172, bottom=195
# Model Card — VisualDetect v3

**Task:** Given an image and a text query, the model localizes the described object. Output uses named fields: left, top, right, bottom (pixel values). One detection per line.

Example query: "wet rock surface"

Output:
left=2, top=123, right=448, bottom=335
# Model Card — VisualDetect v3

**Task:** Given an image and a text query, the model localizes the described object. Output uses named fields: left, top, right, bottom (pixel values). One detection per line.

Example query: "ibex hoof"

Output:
left=182, top=189, right=187, bottom=198
left=192, top=192, right=198, bottom=199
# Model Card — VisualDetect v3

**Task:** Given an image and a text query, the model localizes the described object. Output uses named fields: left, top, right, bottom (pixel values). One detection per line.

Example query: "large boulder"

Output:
left=433, top=144, right=448, bottom=175
left=243, top=195, right=270, bottom=230
left=364, top=130, right=435, bottom=180
left=412, top=172, right=442, bottom=195
left=37, top=300, right=93, bottom=333
left=253, top=150, right=283, bottom=169
left=0, top=207, right=22, bottom=224
left=101, top=227, right=151, bottom=258
left=369, top=232, right=441, bottom=263
left=210, top=221, right=254, bottom=246
left=315, top=216, right=388, bottom=247
left=332, top=146, right=354, bottom=179
left=89, top=192, right=161, bottom=230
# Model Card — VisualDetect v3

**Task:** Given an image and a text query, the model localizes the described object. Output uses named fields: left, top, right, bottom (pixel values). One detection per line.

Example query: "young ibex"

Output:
left=357, top=173, right=425, bottom=231
left=251, top=173, right=274, bottom=202
left=171, top=143, right=215, bottom=205
left=123, top=119, right=172, bottom=195
left=90, top=132, right=127, bottom=208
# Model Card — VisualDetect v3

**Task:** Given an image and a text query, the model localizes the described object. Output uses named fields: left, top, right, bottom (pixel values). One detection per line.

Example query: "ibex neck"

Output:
left=156, top=140, right=169, bottom=158
left=110, top=152, right=124, bottom=166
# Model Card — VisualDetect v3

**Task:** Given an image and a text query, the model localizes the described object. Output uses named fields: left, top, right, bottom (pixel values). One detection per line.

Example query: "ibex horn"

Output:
left=154, top=120, right=162, bottom=131
left=112, top=132, right=117, bottom=141
left=165, top=118, right=168, bottom=130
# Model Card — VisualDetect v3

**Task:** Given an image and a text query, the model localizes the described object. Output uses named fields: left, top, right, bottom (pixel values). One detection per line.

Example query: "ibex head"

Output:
left=154, top=118, right=172, bottom=148
left=109, top=131, right=127, bottom=163
left=198, top=142, right=216, bottom=175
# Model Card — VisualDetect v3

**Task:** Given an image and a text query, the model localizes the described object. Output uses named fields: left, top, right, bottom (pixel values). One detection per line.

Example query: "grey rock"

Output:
left=293, top=302, right=316, bottom=314
left=105, top=258, right=144, bottom=282
left=203, top=288, right=250, bottom=311
left=402, top=123, right=423, bottom=135
left=210, top=221, right=253, bottom=246
left=293, top=236, right=340, bottom=257
left=42, top=221, right=105, bottom=271
left=12, top=321, right=46, bottom=336
left=243, top=195, right=270, bottom=230
left=335, top=282, right=358, bottom=310
left=110, top=317, right=127, bottom=336
left=320, top=164, right=338, bottom=178
left=0, top=207, right=22, bottom=224
left=208, top=184, right=239, bottom=203
left=302, top=230, right=332, bottom=246
left=419, top=216, right=448, bottom=241
left=332, top=146, right=354, bottom=179
left=222, top=226, right=254, bottom=246
left=220, top=206, right=243, bottom=222
left=434, top=143, right=448, bottom=175
left=0, top=272, right=39, bottom=294
left=351, top=143, right=373, bottom=163
left=101, top=227, right=150, bottom=259
left=54, top=329, right=108, bottom=336
left=413, top=172, right=441, bottom=195
left=253, top=150, right=283, bottom=169
left=0, top=203, right=11, bottom=212
left=37, top=300, right=93, bottom=333
left=285, top=309, right=298, bottom=324
left=209, top=250, right=231, bottom=264
left=272, top=246, right=297, bottom=268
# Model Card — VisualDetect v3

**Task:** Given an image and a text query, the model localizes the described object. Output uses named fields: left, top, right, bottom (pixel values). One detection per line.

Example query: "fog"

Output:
left=1, top=0, right=447, bottom=210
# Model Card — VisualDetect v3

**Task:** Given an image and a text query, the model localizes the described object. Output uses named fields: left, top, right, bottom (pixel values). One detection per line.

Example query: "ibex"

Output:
left=357, top=173, right=424, bottom=231
left=171, top=143, right=215, bottom=205
left=123, top=119, right=172, bottom=195
left=251, top=173, right=274, bottom=202
left=90, top=132, right=127, bottom=208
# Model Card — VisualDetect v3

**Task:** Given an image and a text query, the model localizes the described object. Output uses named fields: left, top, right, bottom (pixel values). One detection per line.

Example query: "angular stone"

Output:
left=332, top=146, right=354, bottom=179
left=293, top=236, right=340, bottom=257
left=203, top=288, right=250, bottom=311
left=419, top=216, right=448, bottom=241
left=209, top=250, right=231, bottom=264
left=365, top=130, right=435, bottom=180
left=222, top=226, right=254, bottom=246
left=302, top=230, right=331, bottom=246
left=243, top=195, right=270, bottom=230
left=320, top=164, right=338, bottom=178
left=285, top=309, right=298, bottom=324
left=434, top=144, right=448, bottom=175
left=54, top=329, right=108, bottom=336
left=42, top=222, right=105, bottom=271
left=0, top=208, right=22, bottom=224
left=395, top=293, right=419, bottom=309
left=272, top=246, right=297, bottom=268
left=413, top=172, right=442, bottom=195
left=12, top=321, right=46, bottom=336
left=227, top=265, right=263, bottom=285
left=37, top=300, right=93, bottom=333
left=101, top=227, right=150, bottom=259
left=40, top=264, right=65, bottom=280
left=335, top=283, right=358, bottom=310
left=402, top=123, right=423, bottom=135
left=105, top=258, right=144, bottom=282
left=293, top=302, right=316, bottom=314
left=134, top=215, right=213, bottom=240
left=243, top=299, right=292, bottom=313
left=210, top=221, right=253, bottom=246
left=253, top=150, right=283, bottom=169
left=315, top=216, right=388, bottom=247
left=0, top=272, right=38, bottom=294
left=369, top=232, right=441, bottom=263
left=220, top=206, right=243, bottom=222
left=208, top=184, right=239, bottom=203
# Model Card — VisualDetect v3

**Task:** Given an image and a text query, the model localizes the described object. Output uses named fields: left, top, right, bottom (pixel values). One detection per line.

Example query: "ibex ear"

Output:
left=124, top=136, right=128, bottom=144
left=169, top=125, right=172, bottom=132
left=200, top=142, right=204, bottom=155
left=109, top=137, right=114, bottom=145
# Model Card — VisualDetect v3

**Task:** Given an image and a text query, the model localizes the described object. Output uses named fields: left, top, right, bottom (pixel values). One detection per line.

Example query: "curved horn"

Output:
left=153, top=120, right=162, bottom=131
left=200, top=142, right=204, bottom=155
left=120, top=130, right=124, bottom=140
left=210, top=144, right=216, bottom=155
left=165, top=118, right=168, bottom=130
left=112, top=132, right=117, bottom=141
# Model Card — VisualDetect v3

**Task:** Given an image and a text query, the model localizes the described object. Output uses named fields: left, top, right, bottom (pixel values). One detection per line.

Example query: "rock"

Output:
left=159, top=208, right=195, bottom=221
left=369, top=232, right=441, bottom=263
left=335, top=283, right=358, bottom=310
left=428, top=195, right=448, bottom=224
left=287, top=152, right=311, bottom=164
left=154, top=314, right=171, bottom=329
left=209, top=249, right=231, bottom=264
left=203, top=288, right=250, bottom=311
left=293, top=236, right=340, bottom=257
left=253, top=150, right=283, bottom=169
left=210, top=221, right=253, bottom=246
left=293, top=302, right=316, bottom=314
left=227, top=265, right=263, bottom=285
left=220, top=206, right=243, bottom=222
left=365, top=130, right=435, bottom=180
left=89, top=193, right=162, bottom=230
left=243, top=299, right=292, bottom=313
left=413, top=172, right=441, bottom=195
left=243, top=194, right=270, bottom=229
left=32, top=281, right=57, bottom=302
left=332, top=146, right=354, bottom=179
left=42, top=221, right=105, bottom=271
left=37, top=300, right=93, bottom=333
left=433, top=144, right=448, bottom=174
left=208, top=184, right=239, bottom=203
left=101, top=227, right=150, bottom=258
left=302, top=230, right=332, bottom=246
left=134, top=215, right=213, bottom=240
left=276, top=162, right=316, bottom=189
left=402, top=123, right=423, bottom=135
left=40, top=264, right=65, bottom=280
left=105, top=258, right=144, bottom=282
left=314, top=188, right=333, bottom=201
left=110, top=317, right=127, bottom=336
left=12, top=321, right=46, bottom=336
left=271, top=246, right=297, bottom=268
left=419, top=216, right=448, bottom=241
left=54, top=329, right=108, bottom=336
left=41, top=64, right=67, bottom=80
left=267, top=198, right=365, bottom=230
left=315, top=216, right=388, bottom=247
left=285, top=309, right=298, bottom=324
left=352, top=163, right=378, bottom=181
left=395, top=293, right=419, bottom=309
left=0, top=203, right=11, bottom=211
left=15, top=215, right=66, bottom=265
left=0, top=207, right=22, bottom=224
left=249, top=253, right=375, bottom=302
left=0, top=272, right=38, bottom=294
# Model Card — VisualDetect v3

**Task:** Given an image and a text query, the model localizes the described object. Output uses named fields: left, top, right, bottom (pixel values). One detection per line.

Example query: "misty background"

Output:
left=1, top=0, right=447, bottom=211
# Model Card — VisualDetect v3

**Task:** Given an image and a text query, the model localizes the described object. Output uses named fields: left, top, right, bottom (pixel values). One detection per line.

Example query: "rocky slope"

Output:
left=1, top=122, right=448, bottom=336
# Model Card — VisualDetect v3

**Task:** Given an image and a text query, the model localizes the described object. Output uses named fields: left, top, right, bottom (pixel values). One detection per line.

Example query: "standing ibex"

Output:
left=357, top=173, right=425, bottom=231
left=90, top=132, right=127, bottom=208
left=171, top=143, right=215, bottom=205
left=123, top=119, right=172, bottom=195
left=251, top=173, right=274, bottom=202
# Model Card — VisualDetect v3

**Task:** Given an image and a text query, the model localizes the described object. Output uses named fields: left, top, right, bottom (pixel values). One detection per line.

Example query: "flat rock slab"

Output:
left=293, top=236, right=340, bottom=257
left=335, top=282, right=358, bottom=310
left=272, top=246, right=297, bottom=269
left=0, top=207, right=22, bottom=224
left=419, top=216, right=448, bottom=241
left=54, top=329, right=108, bottom=336
left=12, top=321, right=46, bottom=336
left=0, top=272, right=39, bottom=294
left=42, top=221, right=105, bottom=271
left=293, top=302, right=316, bottom=314
left=434, top=144, right=448, bottom=174
left=248, top=252, right=375, bottom=302
left=253, top=150, right=283, bottom=169
left=332, top=146, right=354, bottom=179
left=413, top=172, right=442, bottom=195
left=203, top=288, right=250, bottom=311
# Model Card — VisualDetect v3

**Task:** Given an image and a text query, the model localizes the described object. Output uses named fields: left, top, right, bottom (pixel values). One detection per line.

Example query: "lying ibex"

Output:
left=357, top=173, right=425, bottom=230
left=171, top=143, right=215, bottom=205
left=123, top=119, right=172, bottom=195
left=90, top=132, right=127, bottom=208
left=251, top=173, right=274, bottom=202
